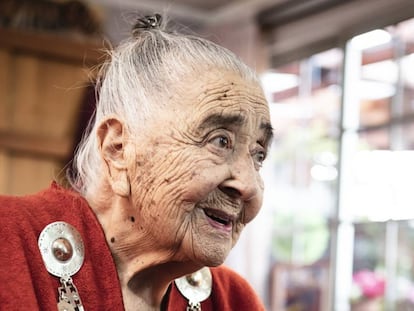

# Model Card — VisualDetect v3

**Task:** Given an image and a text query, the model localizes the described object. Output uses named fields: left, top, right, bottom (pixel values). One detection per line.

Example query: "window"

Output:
left=262, top=18, right=414, bottom=311
left=262, top=48, right=343, bottom=311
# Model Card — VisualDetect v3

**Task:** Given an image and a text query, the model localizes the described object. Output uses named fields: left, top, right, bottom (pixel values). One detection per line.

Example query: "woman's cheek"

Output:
left=180, top=172, right=222, bottom=203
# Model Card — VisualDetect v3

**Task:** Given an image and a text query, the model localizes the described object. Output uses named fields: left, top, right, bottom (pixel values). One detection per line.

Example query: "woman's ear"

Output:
left=97, top=117, right=131, bottom=197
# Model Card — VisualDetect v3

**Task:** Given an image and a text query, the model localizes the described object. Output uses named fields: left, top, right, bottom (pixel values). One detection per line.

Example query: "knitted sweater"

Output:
left=0, top=183, right=264, bottom=310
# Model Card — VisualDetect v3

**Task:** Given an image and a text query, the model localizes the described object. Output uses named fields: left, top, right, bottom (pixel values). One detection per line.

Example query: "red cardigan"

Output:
left=0, top=183, right=265, bottom=310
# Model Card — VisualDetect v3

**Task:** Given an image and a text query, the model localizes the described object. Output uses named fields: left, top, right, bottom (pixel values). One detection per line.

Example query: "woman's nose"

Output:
left=218, top=155, right=263, bottom=222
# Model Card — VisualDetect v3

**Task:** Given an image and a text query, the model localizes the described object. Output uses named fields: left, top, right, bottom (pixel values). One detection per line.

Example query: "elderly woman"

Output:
left=0, top=15, right=273, bottom=311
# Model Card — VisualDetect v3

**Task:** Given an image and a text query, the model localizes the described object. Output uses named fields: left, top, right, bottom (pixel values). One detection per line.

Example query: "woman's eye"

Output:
left=253, top=150, right=266, bottom=167
left=210, top=135, right=231, bottom=149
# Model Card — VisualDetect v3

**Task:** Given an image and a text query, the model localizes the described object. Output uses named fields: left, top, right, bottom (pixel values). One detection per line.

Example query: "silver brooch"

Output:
left=38, top=221, right=85, bottom=311
left=175, top=267, right=212, bottom=311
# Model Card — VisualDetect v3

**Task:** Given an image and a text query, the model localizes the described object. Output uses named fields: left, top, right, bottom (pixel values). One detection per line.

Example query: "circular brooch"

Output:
left=38, top=221, right=85, bottom=278
left=175, top=267, right=212, bottom=308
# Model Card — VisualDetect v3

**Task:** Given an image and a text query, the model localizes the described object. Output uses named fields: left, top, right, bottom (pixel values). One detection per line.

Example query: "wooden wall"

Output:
left=0, top=28, right=104, bottom=195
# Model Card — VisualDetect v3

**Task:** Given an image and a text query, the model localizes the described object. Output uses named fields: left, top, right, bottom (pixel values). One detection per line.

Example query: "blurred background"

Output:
left=1, top=0, right=414, bottom=310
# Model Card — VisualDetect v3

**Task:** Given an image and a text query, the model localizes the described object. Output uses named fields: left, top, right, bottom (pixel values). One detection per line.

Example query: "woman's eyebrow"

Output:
left=260, top=122, right=274, bottom=147
left=199, top=113, right=245, bottom=130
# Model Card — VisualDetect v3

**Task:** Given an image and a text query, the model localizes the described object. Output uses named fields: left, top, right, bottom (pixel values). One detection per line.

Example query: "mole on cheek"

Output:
left=130, top=216, right=135, bottom=222
left=110, top=237, right=115, bottom=243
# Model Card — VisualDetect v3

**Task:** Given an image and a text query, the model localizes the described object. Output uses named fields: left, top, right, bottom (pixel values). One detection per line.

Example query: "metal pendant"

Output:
left=38, top=222, right=85, bottom=311
left=57, top=276, right=85, bottom=311
left=175, top=267, right=212, bottom=311
left=38, top=221, right=85, bottom=278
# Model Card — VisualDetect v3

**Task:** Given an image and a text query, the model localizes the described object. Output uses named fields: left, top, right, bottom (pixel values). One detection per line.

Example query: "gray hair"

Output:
left=69, top=17, right=259, bottom=197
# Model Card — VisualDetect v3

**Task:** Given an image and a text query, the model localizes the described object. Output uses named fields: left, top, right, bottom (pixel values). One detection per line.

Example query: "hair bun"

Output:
left=132, top=14, right=162, bottom=35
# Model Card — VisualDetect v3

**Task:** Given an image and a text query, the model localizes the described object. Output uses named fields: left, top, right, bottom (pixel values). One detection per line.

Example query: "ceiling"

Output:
left=88, top=0, right=287, bottom=25
left=85, top=0, right=414, bottom=60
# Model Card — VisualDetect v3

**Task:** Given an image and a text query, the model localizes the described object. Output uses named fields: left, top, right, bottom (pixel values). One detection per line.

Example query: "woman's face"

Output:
left=127, top=70, right=272, bottom=266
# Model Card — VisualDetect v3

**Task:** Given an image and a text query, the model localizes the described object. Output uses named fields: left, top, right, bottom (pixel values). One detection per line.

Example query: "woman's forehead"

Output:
left=146, top=69, right=271, bottom=137
left=165, top=71, right=271, bottom=138
left=176, top=70, right=266, bottom=109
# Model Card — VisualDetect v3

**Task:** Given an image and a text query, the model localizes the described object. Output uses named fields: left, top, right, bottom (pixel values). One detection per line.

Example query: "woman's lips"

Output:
left=203, top=208, right=234, bottom=232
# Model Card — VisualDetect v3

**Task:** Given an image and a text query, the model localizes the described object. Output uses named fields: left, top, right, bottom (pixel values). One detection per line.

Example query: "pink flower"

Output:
left=353, top=270, right=386, bottom=299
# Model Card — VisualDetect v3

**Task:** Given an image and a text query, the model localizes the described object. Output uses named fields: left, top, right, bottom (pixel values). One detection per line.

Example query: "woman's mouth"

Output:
left=203, top=208, right=234, bottom=232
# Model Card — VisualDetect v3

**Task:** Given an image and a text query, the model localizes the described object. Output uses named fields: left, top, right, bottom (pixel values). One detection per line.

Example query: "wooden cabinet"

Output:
left=0, top=28, right=104, bottom=195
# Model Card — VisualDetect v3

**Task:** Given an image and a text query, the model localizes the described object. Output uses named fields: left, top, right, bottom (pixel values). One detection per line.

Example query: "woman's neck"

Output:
left=119, top=258, right=199, bottom=310
left=87, top=192, right=201, bottom=310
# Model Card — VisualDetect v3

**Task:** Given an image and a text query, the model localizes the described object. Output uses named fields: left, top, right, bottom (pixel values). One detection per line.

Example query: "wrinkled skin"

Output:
left=92, top=69, right=273, bottom=309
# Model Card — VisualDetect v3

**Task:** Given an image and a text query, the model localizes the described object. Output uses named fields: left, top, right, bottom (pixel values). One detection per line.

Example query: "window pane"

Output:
left=396, top=221, right=414, bottom=309
left=343, top=147, right=414, bottom=221
left=263, top=48, right=342, bottom=311
left=351, top=222, right=386, bottom=309
left=355, top=30, right=395, bottom=128
left=401, top=123, right=414, bottom=149
left=359, top=128, right=390, bottom=150
left=342, top=23, right=414, bottom=222
left=393, top=18, right=414, bottom=116
left=402, top=54, right=414, bottom=115
left=360, top=60, right=394, bottom=127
